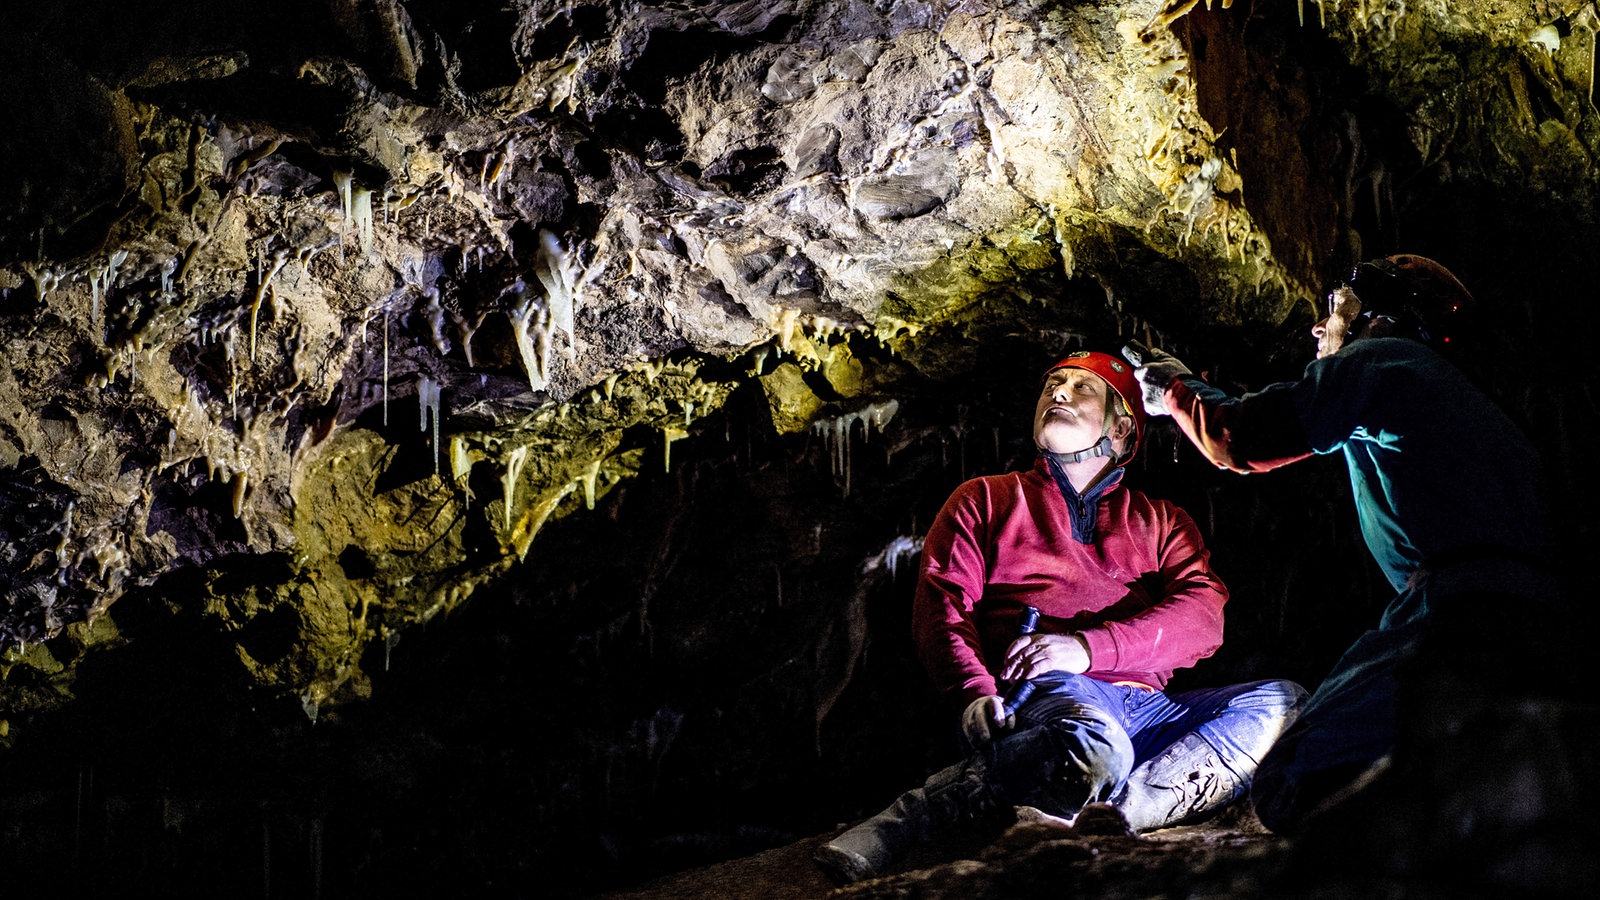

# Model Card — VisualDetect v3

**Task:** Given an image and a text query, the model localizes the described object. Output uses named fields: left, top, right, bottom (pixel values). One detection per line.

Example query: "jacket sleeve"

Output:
left=1165, top=375, right=1314, bottom=474
left=1077, top=504, right=1228, bottom=680
left=911, top=483, right=998, bottom=709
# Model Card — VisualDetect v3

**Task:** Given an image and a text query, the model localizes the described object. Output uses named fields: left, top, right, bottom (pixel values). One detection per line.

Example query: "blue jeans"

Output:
left=991, top=673, right=1306, bottom=831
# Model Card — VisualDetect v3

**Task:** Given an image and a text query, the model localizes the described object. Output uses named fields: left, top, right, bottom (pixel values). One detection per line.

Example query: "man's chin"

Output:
left=1037, top=430, right=1092, bottom=455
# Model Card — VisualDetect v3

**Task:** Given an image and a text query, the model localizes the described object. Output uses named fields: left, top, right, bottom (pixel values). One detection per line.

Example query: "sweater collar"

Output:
left=1039, top=454, right=1123, bottom=544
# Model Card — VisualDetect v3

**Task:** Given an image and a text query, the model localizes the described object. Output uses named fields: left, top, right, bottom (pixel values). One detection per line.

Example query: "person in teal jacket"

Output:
left=1126, top=255, right=1571, bottom=841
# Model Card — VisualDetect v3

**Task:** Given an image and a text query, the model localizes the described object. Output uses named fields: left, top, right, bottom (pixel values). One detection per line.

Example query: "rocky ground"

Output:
left=603, top=807, right=1293, bottom=900
left=605, top=799, right=1592, bottom=900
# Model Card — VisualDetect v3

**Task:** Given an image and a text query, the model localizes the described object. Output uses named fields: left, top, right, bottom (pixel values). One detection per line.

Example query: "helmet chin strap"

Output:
left=1045, top=435, right=1115, bottom=464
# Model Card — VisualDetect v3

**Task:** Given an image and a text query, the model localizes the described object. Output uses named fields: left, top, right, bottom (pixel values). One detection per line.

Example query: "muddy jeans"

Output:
left=998, top=673, right=1306, bottom=832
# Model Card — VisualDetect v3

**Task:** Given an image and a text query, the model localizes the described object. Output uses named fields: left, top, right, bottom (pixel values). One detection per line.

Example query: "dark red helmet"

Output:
left=1345, top=254, right=1473, bottom=347
left=1042, top=351, right=1146, bottom=464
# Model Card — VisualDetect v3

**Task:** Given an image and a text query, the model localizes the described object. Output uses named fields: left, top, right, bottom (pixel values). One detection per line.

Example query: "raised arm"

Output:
left=1125, top=342, right=1313, bottom=474
left=1164, top=377, right=1314, bottom=474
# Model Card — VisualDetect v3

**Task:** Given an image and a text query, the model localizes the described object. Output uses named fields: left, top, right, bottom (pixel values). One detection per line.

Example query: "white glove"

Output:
left=961, top=694, right=1012, bottom=745
left=1122, top=342, right=1192, bottom=417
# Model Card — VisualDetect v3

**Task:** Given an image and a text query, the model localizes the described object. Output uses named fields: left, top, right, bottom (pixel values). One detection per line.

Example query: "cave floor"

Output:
left=599, top=806, right=1301, bottom=900
left=594, top=797, right=1573, bottom=900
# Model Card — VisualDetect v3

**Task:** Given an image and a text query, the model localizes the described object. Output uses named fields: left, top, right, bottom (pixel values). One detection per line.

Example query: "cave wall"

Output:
left=2, top=1, right=1598, bottom=896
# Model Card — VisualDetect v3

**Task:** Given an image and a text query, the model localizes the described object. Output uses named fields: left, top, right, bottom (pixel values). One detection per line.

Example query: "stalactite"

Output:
left=226, top=330, right=239, bottom=420
left=418, top=374, right=442, bottom=475
left=353, top=187, right=374, bottom=255
left=662, top=426, right=687, bottom=472
left=813, top=399, right=900, bottom=496
left=576, top=458, right=602, bottom=510
left=332, top=169, right=354, bottom=261
left=450, top=436, right=474, bottom=502
left=231, top=469, right=249, bottom=518
left=249, top=251, right=288, bottom=362
left=382, top=308, right=390, bottom=426
left=534, top=229, right=580, bottom=364
left=502, top=444, right=530, bottom=529
left=508, top=279, right=552, bottom=393
left=22, top=262, right=62, bottom=303
left=53, top=501, right=75, bottom=562
left=87, top=250, right=126, bottom=325
left=882, top=535, right=922, bottom=579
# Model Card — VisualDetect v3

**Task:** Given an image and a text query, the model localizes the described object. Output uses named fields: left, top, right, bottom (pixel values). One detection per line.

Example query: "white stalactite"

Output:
left=812, top=399, right=900, bottom=496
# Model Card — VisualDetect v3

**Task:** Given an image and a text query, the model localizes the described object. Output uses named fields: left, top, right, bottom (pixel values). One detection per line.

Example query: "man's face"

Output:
left=1034, top=366, right=1113, bottom=454
left=1312, top=286, right=1364, bottom=358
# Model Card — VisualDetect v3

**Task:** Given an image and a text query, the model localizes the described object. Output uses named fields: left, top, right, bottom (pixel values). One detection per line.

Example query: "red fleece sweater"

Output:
left=913, top=458, right=1227, bottom=710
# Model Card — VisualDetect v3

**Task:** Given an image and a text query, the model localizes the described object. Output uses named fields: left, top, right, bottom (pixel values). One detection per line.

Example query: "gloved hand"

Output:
left=962, top=694, right=1012, bottom=744
left=1121, top=340, right=1193, bottom=417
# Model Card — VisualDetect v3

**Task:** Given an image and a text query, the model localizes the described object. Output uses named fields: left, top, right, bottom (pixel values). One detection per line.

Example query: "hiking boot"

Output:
left=814, top=724, right=1087, bottom=885
left=813, top=758, right=1001, bottom=885
left=812, top=840, right=876, bottom=885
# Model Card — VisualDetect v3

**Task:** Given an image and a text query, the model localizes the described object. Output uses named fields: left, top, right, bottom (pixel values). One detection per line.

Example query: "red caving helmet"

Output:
left=1041, top=350, right=1146, bottom=465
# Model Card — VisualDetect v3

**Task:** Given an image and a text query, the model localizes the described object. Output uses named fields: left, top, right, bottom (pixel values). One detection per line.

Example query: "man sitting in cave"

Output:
left=813, top=350, right=1308, bottom=886
left=1125, top=255, right=1578, bottom=873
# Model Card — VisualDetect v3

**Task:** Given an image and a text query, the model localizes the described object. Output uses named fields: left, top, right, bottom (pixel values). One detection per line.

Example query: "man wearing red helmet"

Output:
left=1125, top=254, right=1572, bottom=852
left=814, top=350, right=1306, bottom=885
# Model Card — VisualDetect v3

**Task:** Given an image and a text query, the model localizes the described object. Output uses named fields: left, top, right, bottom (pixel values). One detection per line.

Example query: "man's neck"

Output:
left=1052, top=454, right=1116, bottom=494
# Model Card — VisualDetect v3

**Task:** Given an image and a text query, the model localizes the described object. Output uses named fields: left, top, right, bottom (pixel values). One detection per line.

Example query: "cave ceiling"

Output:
left=2, top=0, right=1597, bottom=738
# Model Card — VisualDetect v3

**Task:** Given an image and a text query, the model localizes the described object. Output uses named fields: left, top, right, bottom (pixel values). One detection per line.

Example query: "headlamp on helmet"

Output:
left=1341, top=254, right=1472, bottom=347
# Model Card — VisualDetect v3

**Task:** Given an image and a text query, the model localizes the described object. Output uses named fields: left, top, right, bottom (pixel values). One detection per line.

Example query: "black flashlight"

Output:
left=1002, top=605, right=1041, bottom=718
